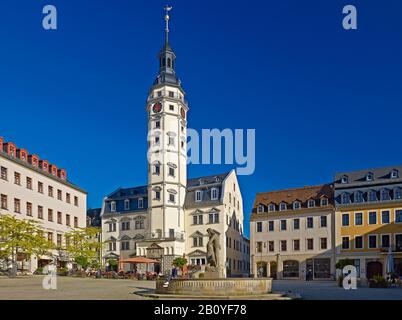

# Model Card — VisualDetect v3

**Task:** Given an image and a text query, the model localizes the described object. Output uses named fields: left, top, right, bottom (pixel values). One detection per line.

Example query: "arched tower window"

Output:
left=167, top=58, right=171, bottom=68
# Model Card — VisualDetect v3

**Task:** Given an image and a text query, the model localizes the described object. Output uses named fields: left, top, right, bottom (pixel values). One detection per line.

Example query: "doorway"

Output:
left=270, top=261, right=277, bottom=279
left=366, top=261, right=383, bottom=279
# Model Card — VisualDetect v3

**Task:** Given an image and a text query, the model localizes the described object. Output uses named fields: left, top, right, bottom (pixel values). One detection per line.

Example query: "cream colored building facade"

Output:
left=250, top=185, right=335, bottom=280
left=0, top=138, right=87, bottom=272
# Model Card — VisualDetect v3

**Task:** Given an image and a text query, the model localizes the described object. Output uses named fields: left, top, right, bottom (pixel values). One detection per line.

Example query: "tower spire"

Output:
left=164, top=5, right=172, bottom=46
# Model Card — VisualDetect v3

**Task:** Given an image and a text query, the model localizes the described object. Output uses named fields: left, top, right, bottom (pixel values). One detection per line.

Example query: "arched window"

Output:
left=167, top=58, right=171, bottom=68
left=283, top=260, right=299, bottom=278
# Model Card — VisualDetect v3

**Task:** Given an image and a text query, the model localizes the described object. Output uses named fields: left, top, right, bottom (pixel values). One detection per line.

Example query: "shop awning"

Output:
left=119, top=257, right=159, bottom=264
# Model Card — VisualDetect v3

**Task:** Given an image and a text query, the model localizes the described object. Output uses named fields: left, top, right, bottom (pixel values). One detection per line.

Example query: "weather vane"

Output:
left=164, top=5, right=172, bottom=45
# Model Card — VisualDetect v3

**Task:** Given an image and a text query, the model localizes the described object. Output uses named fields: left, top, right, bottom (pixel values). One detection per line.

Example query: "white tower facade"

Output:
left=144, top=7, right=189, bottom=268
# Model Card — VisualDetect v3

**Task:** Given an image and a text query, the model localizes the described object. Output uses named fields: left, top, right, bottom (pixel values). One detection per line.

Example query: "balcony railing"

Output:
left=144, top=232, right=185, bottom=241
left=147, top=90, right=188, bottom=106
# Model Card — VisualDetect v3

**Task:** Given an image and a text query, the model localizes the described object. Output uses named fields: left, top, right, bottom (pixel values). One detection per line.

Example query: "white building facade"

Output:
left=0, top=137, right=87, bottom=273
left=100, top=10, right=249, bottom=277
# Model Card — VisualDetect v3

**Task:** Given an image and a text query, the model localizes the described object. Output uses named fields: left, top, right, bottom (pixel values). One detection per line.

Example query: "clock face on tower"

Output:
left=152, top=102, right=162, bottom=113
left=180, top=107, right=186, bottom=119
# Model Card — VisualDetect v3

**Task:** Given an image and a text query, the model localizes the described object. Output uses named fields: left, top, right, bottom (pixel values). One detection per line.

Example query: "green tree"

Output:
left=65, top=227, right=103, bottom=270
left=172, top=257, right=187, bottom=274
left=335, top=258, right=354, bottom=270
left=0, top=214, right=54, bottom=276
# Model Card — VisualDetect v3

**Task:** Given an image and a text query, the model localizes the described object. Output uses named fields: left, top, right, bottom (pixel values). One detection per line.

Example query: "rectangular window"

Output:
left=74, top=217, right=78, bottom=228
left=195, top=190, right=202, bottom=202
left=111, top=202, right=116, bottom=212
left=395, top=210, right=402, bottom=223
left=124, top=200, right=130, bottom=210
left=342, top=237, right=350, bottom=250
left=320, top=238, right=327, bottom=250
left=256, top=242, right=262, bottom=253
left=354, top=259, right=361, bottom=278
left=307, top=238, right=314, bottom=250
left=57, top=234, right=62, bottom=247
left=155, top=121, right=160, bottom=129
left=168, top=167, right=175, bottom=177
left=368, top=235, right=377, bottom=248
left=381, top=211, right=390, bottom=224
left=355, top=212, right=363, bottom=225
left=280, top=220, right=287, bottom=231
left=0, top=167, right=7, bottom=180
left=320, top=216, right=327, bottom=227
left=38, top=182, right=43, bottom=193
left=293, top=239, right=300, bottom=251
left=57, top=212, right=62, bottom=224
left=74, top=196, right=79, bottom=206
left=280, top=240, right=287, bottom=252
left=355, top=236, right=363, bottom=249
left=293, top=219, right=300, bottom=230
left=268, top=221, right=274, bottom=231
left=211, top=188, right=218, bottom=200
left=198, top=215, right=203, bottom=224
left=66, top=214, right=70, bottom=226
left=268, top=241, right=274, bottom=252
left=26, top=177, right=32, bottom=190
left=135, top=220, right=144, bottom=229
left=1, top=194, right=7, bottom=210
left=138, top=198, right=143, bottom=209
left=342, top=214, right=350, bottom=226
left=155, top=191, right=161, bottom=200
left=57, top=189, right=62, bottom=201
left=368, top=211, right=377, bottom=225
left=48, top=209, right=53, bottom=222
left=256, top=222, right=262, bottom=232
left=168, top=137, right=175, bottom=146
left=193, top=215, right=198, bottom=225
left=38, top=206, right=43, bottom=219
left=66, top=193, right=71, bottom=203
left=26, top=202, right=32, bottom=216
left=169, top=194, right=175, bottom=203
left=48, top=232, right=53, bottom=243
left=48, top=186, right=53, bottom=197
left=307, top=217, right=314, bottom=228
left=381, top=234, right=390, bottom=248
left=14, top=198, right=21, bottom=213
left=14, top=172, right=21, bottom=185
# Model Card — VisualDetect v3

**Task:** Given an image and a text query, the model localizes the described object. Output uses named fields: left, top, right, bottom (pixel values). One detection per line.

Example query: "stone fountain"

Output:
left=155, top=228, right=272, bottom=297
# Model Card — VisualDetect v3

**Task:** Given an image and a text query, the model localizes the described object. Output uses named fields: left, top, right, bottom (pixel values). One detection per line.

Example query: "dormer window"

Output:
left=368, top=190, right=377, bottom=202
left=279, top=202, right=287, bottom=211
left=268, top=204, right=275, bottom=212
left=381, top=189, right=390, bottom=201
left=195, top=190, right=202, bottom=202
left=257, top=205, right=264, bottom=213
left=321, top=198, right=328, bottom=206
left=293, top=201, right=301, bottom=210
left=355, top=191, right=364, bottom=203
left=124, top=199, right=130, bottom=210
left=211, top=188, right=218, bottom=200
left=391, top=170, right=399, bottom=179
left=341, top=175, right=348, bottom=184
left=111, top=201, right=116, bottom=212
left=341, top=193, right=350, bottom=204
left=138, top=198, right=144, bottom=209
left=366, top=172, right=374, bottom=181
left=308, top=199, right=315, bottom=208
left=394, top=187, right=402, bottom=199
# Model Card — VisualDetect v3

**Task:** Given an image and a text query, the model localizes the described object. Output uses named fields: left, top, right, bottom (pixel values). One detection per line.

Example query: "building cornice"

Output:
left=0, top=150, right=87, bottom=194
left=250, top=206, right=334, bottom=221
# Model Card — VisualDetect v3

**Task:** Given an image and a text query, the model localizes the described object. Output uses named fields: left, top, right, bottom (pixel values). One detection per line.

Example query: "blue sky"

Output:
left=1, top=0, right=402, bottom=237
